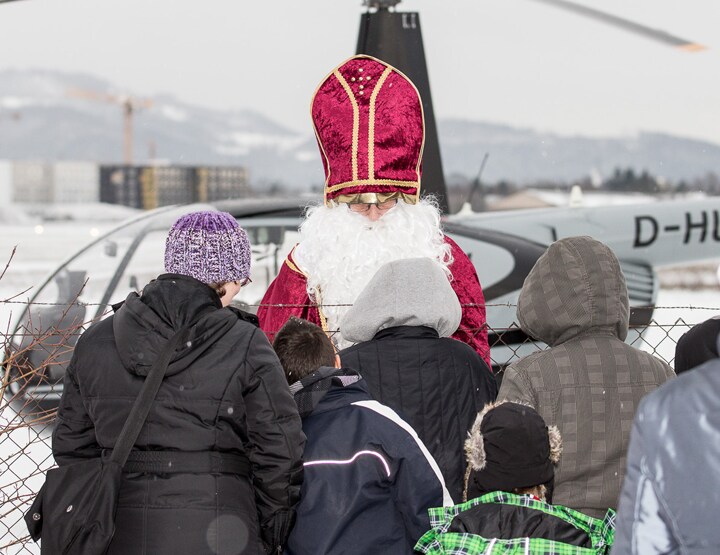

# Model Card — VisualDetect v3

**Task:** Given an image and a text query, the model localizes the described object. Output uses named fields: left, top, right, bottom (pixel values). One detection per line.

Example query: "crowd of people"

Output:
left=45, top=54, right=718, bottom=555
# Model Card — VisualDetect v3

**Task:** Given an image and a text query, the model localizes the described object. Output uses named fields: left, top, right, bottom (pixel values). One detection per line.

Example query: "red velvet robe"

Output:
left=258, top=236, right=490, bottom=366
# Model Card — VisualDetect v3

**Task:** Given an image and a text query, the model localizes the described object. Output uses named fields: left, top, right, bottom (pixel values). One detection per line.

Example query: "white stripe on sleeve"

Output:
left=304, top=450, right=391, bottom=477
left=352, top=399, right=454, bottom=506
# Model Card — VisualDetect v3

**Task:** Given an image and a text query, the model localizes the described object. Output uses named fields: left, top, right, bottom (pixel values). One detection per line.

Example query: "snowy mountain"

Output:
left=1, top=69, right=719, bottom=189
left=439, top=119, right=720, bottom=184
left=0, top=69, right=325, bottom=189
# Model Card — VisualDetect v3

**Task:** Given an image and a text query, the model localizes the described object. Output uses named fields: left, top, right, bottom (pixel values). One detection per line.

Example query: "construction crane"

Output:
left=67, top=88, right=153, bottom=165
left=0, top=110, right=22, bottom=123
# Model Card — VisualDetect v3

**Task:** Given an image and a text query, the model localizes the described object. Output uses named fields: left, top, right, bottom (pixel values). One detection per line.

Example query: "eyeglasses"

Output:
left=239, top=277, right=252, bottom=287
left=348, top=199, right=398, bottom=213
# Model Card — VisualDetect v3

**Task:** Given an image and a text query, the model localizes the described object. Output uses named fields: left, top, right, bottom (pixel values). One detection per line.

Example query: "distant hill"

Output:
left=438, top=119, right=720, bottom=184
left=1, top=69, right=719, bottom=189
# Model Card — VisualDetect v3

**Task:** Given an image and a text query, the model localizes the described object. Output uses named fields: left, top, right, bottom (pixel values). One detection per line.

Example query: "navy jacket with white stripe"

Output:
left=286, top=373, right=451, bottom=555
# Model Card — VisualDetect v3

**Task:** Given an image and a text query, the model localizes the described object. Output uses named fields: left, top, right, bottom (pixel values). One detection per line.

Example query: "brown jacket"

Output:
left=497, top=236, right=674, bottom=518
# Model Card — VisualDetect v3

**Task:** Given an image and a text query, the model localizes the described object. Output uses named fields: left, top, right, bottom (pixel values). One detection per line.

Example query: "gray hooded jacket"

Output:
left=497, top=236, right=674, bottom=518
left=340, top=257, right=462, bottom=343
left=339, top=258, right=497, bottom=501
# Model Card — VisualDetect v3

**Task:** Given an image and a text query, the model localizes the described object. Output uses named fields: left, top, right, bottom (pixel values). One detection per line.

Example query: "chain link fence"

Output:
left=0, top=297, right=715, bottom=553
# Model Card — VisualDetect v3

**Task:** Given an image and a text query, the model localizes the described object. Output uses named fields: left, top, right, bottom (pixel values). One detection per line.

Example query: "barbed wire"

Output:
left=2, top=298, right=720, bottom=311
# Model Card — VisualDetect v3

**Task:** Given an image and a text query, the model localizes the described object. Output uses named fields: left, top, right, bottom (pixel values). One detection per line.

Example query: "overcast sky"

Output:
left=0, top=0, right=718, bottom=144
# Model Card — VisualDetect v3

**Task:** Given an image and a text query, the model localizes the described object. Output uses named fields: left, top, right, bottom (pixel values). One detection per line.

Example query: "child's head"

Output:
left=273, top=317, right=337, bottom=385
left=463, top=401, right=562, bottom=502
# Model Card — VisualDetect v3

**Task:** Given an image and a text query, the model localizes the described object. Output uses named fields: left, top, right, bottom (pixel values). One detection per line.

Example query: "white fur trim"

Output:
left=465, top=399, right=559, bottom=470
left=548, top=425, right=563, bottom=464
left=465, top=400, right=506, bottom=471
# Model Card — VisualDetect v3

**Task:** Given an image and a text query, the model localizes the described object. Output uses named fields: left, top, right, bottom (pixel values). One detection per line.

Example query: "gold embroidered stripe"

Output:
left=326, top=179, right=420, bottom=194
left=284, top=258, right=303, bottom=275
left=314, top=126, right=333, bottom=204
left=333, top=70, right=359, bottom=183
left=313, top=288, right=330, bottom=334
left=284, top=248, right=307, bottom=277
left=368, top=67, right=392, bottom=182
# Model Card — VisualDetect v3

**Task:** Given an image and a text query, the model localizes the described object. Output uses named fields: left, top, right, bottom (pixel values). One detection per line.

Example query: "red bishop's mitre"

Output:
left=311, top=55, right=425, bottom=206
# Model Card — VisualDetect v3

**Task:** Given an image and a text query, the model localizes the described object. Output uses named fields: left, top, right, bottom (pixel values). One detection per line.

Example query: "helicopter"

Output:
left=4, top=193, right=720, bottom=417
left=0, top=0, right=713, bottom=417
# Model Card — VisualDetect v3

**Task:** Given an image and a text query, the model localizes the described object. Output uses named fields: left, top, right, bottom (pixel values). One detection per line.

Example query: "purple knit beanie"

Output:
left=164, top=211, right=251, bottom=285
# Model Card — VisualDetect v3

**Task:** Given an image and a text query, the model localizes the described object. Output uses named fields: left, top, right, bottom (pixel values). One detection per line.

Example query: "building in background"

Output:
left=53, top=162, right=100, bottom=203
left=10, top=162, right=54, bottom=203
left=0, top=161, right=251, bottom=208
left=100, top=165, right=251, bottom=209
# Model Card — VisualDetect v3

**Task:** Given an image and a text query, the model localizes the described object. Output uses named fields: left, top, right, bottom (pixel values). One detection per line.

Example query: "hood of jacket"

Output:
left=340, top=257, right=461, bottom=344
left=517, top=236, right=629, bottom=346
left=113, top=273, right=238, bottom=377
left=290, top=367, right=368, bottom=418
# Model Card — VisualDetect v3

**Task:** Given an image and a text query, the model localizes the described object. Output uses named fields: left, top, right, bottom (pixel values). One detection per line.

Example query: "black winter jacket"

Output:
left=52, top=274, right=305, bottom=555
left=450, top=501, right=593, bottom=547
left=340, top=326, right=497, bottom=501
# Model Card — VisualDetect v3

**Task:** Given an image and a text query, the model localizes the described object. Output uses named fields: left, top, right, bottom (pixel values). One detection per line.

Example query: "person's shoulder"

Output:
left=226, top=306, right=260, bottom=328
left=349, top=399, right=420, bottom=441
left=440, top=336, right=480, bottom=355
left=681, top=316, right=720, bottom=341
left=203, top=307, right=264, bottom=352
left=506, top=349, right=548, bottom=376
left=630, top=343, right=674, bottom=374
left=676, top=317, right=720, bottom=355
left=75, top=313, right=114, bottom=347
left=438, top=337, right=491, bottom=365
left=639, top=361, right=720, bottom=421
left=282, top=244, right=308, bottom=277
left=338, top=341, right=366, bottom=357
left=442, top=235, right=469, bottom=258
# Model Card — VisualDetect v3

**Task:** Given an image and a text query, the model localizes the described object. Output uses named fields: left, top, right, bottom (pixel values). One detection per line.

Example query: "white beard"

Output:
left=293, top=198, right=453, bottom=349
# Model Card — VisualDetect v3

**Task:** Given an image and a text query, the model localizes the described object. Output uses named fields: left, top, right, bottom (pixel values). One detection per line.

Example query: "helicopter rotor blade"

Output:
left=526, top=0, right=706, bottom=51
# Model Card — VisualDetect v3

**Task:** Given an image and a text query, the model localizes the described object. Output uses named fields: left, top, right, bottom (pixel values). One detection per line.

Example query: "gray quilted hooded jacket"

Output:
left=497, top=236, right=674, bottom=518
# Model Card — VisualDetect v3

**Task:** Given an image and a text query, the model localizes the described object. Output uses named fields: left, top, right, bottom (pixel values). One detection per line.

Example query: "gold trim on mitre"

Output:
left=333, top=191, right=418, bottom=205
left=368, top=66, right=393, bottom=183
left=332, top=69, right=360, bottom=183
left=311, top=54, right=425, bottom=207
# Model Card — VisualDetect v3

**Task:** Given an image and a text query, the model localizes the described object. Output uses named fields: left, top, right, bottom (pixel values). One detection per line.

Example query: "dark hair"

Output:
left=273, top=317, right=336, bottom=384
left=208, top=281, right=229, bottom=298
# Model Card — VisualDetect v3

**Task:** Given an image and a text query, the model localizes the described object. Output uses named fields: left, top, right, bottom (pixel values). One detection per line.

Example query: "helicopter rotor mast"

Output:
left=362, top=0, right=403, bottom=9
left=357, top=0, right=450, bottom=213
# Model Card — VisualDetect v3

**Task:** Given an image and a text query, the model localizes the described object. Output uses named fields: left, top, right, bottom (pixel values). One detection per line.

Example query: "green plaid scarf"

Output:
left=414, top=492, right=615, bottom=555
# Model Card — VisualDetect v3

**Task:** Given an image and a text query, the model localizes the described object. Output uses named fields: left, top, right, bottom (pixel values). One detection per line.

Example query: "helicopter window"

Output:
left=112, top=229, right=167, bottom=302
left=447, top=233, right=516, bottom=289
left=18, top=229, right=135, bottom=334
